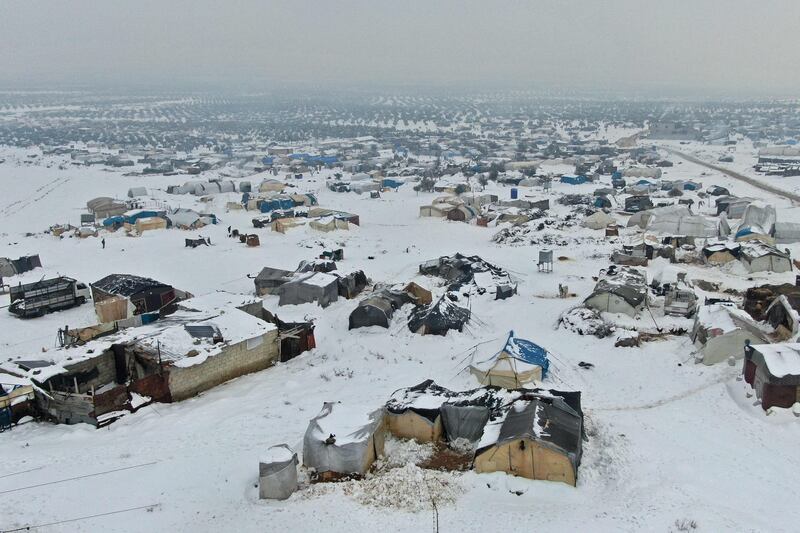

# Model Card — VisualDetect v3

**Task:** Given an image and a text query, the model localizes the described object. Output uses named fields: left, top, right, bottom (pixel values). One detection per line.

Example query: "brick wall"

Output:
left=167, top=330, right=279, bottom=402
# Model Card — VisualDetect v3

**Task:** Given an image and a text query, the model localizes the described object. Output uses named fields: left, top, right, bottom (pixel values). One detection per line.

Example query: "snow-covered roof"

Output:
left=750, top=343, right=800, bottom=378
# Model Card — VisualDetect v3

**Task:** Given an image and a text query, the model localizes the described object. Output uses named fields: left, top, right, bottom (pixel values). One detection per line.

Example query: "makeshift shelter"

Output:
left=646, top=214, right=721, bottom=239
left=127, top=187, right=148, bottom=198
left=129, top=217, right=167, bottom=233
left=408, top=295, right=470, bottom=336
left=474, top=392, right=583, bottom=486
left=739, top=241, right=792, bottom=273
left=470, top=331, right=551, bottom=388
left=349, top=295, right=395, bottom=330
left=91, top=274, right=182, bottom=320
left=271, top=217, right=307, bottom=233
left=167, top=209, right=208, bottom=230
left=765, top=295, right=800, bottom=341
left=337, top=270, right=368, bottom=299
left=744, top=284, right=800, bottom=322
left=446, top=205, right=478, bottom=222
left=582, top=210, right=615, bottom=230
left=702, top=241, right=740, bottom=265
left=419, top=204, right=456, bottom=217
left=691, top=303, right=768, bottom=365
left=302, top=403, right=385, bottom=480
left=383, top=380, right=503, bottom=445
left=259, top=445, right=298, bottom=500
left=584, top=267, right=648, bottom=317
left=403, top=282, right=433, bottom=305
left=310, top=216, right=349, bottom=233
left=254, top=267, right=295, bottom=296
left=278, top=272, right=339, bottom=308
left=743, top=343, right=800, bottom=410
left=627, top=205, right=691, bottom=229
left=772, top=222, right=800, bottom=244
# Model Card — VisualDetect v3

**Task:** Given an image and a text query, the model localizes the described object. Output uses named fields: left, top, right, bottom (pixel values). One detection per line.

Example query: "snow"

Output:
left=1, top=145, right=800, bottom=532
left=753, top=343, right=800, bottom=378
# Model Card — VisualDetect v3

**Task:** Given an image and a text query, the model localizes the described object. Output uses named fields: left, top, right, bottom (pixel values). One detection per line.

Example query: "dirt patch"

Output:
left=418, top=442, right=474, bottom=472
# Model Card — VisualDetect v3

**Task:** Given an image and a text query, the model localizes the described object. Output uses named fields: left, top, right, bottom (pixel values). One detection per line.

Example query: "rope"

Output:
left=1, top=503, right=161, bottom=532
left=0, top=461, right=158, bottom=495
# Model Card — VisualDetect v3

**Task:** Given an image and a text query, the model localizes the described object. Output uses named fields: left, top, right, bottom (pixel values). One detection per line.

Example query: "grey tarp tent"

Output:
left=259, top=445, right=298, bottom=500
left=303, top=402, right=385, bottom=479
left=254, top=267, right=295, bottom=296
left=349, top=295, right=394, bottom=329
left=408, top=295, right=471, bottom=336
left=278, top=272, right=339, bottom=307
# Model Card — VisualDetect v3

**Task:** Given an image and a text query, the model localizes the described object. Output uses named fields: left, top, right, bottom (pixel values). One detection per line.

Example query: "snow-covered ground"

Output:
left=1, top=146, right=799, bottom=532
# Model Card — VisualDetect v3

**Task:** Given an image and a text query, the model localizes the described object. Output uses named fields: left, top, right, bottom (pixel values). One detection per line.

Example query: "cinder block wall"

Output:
left=168, top=330, right=279, bottom=401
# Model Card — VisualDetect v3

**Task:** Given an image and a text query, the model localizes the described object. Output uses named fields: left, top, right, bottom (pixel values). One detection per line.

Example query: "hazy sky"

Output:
left=1, top=0, right=798, bottom=96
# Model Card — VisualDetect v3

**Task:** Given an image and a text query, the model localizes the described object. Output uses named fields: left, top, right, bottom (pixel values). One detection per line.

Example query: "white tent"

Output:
left=582, top=211, right=615, bottom=230
left=302, top=403, right=385, bottom=478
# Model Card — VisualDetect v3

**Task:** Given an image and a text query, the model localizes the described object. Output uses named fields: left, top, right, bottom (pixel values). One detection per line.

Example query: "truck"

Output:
left=8, top=276, right=91, bottom=318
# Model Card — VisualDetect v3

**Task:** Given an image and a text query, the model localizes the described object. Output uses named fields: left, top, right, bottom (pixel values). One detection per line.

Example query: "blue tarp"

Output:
left=259, top=198, right=295, bottom=213
left=560, top=175, right=588, bottom=185
left=501, top=330, right=550, bottom=378
left=103, top=215, right=126, bottom=227
left=381, top=178, right=404, bottom=189
left=261, top=156, right=275, bottom=165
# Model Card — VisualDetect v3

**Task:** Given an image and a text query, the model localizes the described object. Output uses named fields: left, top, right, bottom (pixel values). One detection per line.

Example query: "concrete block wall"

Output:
left=168, top=330, right=279, bottom=401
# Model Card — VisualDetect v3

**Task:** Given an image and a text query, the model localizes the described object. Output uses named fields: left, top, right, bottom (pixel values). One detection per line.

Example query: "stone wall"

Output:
left=167, top=330, right=279, bottom=402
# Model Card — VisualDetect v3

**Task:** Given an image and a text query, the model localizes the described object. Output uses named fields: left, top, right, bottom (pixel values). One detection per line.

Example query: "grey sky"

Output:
left=1, top=0, right=797, bottom=95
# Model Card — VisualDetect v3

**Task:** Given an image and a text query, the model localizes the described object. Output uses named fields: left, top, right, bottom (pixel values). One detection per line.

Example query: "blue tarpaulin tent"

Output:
left=259, top=197, right=295, bottom=213
left=560, top=175, right=588, bottom=185
left=469, top=330, right=551, bottom=387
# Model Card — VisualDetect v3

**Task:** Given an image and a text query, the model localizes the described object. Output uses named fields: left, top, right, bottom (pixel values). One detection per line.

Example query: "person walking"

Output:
left=101, top=237, right=106, bottom=249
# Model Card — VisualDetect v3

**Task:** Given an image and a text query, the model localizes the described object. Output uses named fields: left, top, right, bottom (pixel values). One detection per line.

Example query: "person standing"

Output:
left=101, top=237, right=106, bottom=249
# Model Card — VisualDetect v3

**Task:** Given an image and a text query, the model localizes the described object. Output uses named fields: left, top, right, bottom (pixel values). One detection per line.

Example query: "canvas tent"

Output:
left=349, top=295, right=395, bottom=330
left=278, top=272, right=339, bottom=307
left=691, top=303, right=768, bottom=365
left=302, top=402, right=385, bottom=480
left=474, top=391, right=583, bottom=486
left=582, top=210, right=615, bottom=230
left=584, top=267, right=648, bottom=317
left=470, top=331, right=551, bottom=388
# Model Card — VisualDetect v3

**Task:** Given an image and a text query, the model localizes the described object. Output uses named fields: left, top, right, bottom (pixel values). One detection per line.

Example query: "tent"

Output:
left=349, top=296, right=394, bottom=329
left=310, top=217, right=349, bottom=233
left=403, top=282, right=433, bottom=305
left=584, top=267, right=648, bottom=317
left=254, top=267, right=295, bottom=296
left=167, top=209, right=206, bottom=230
left=127, top=187, right=148, bottom=198
left=739, top=241, right=792, bottom=273
left=691, top=303, right=767, bottom=365
left=470, top=331, right=551, bottom=388
left=408, top=295, right=470, bottom=336
left=302, top=402, right=385, bottom=480
left=474, top=392, right=583, bottom=486
left=259, top=445, right=298, bottom=500
left=582, top=211, right=615, bottom=230
left=773, top=222, right=800, bottom=244
left=278, top=272, right=339, bottom=307
left=627, top=205, right=691, bottom=229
